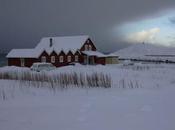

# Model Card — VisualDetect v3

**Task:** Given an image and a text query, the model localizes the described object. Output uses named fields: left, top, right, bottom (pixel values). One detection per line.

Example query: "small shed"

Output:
left=82, top=51, right=119, bottom=65
left=82, top=51, right=106, bottom=65
left=105, top=54, right=119, bottom=64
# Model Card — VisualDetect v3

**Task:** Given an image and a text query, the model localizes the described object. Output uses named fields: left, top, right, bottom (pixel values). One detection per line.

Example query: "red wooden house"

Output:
left=6, top=35, right=118, bottom=67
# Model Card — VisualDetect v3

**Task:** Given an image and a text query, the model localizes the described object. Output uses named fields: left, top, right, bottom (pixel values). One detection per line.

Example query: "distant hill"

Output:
left=114, top=43, right=175, bottom=59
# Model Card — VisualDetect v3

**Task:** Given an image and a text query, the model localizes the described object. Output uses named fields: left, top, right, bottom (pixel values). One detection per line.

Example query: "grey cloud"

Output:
left=1, top=0, right=175, bottom=53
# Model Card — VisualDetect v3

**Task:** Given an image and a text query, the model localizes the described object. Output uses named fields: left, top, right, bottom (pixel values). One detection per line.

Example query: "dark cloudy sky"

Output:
left=1, top=0, right=175, bottom=53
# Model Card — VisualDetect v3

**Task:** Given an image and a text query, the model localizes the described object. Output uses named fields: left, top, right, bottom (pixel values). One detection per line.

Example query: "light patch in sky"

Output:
left=127, top=27, right=160, bottom=43
left=115, top=10, right=175, bottom=47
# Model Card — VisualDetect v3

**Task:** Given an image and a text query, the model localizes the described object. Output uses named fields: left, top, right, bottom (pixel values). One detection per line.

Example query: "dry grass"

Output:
left=0, top=70, right=111, bottom=88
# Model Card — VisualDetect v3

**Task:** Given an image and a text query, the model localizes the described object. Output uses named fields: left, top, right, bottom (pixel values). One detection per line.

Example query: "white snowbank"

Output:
left=1, top=64, right=175, bottom=130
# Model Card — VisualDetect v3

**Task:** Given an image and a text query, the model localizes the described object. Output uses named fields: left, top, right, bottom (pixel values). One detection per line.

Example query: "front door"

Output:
left=89, top=56, right=95, bottom=65
left=20, top=58, right=25, bottom=67
left=84, top=55, right=88, bottom=64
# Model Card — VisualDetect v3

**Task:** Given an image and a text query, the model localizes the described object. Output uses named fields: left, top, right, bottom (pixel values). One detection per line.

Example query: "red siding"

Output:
left=95, top=57, right=105, bottom=65
left=8, top=58, right=21, bottom=67
left=8, top=58, right=38, bottom=67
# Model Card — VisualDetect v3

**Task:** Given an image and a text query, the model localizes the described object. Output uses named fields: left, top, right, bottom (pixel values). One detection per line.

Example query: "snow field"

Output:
left=1, top=64, right=175, bottom=130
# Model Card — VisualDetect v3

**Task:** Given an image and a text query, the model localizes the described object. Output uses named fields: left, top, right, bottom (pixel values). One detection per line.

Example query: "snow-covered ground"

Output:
left=1, top=64, right=175, bottom=130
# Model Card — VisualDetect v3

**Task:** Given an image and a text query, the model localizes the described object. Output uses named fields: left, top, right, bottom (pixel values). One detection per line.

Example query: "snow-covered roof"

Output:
left=82, top=51, right=105, bottom=57
left=7, top=35, right=90, bottom=58
left=35, top=35, right=89, bottom=54
left=82, top=51, right=118, bottom=58
left=6, top=49, right=43, bottom=58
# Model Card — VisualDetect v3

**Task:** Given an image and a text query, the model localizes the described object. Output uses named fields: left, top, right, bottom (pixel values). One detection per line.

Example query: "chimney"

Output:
left=49, top=38, right=53, bottom=47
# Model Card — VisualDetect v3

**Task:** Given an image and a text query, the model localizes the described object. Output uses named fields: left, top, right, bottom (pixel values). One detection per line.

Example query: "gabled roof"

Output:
left=7, top=35, right=90, bottom=58
left=35, top=35, right=89, bottom=54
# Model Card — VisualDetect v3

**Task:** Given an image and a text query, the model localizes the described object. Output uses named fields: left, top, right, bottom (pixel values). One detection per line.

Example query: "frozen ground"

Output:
left=0, top=64, right=175, bottom=130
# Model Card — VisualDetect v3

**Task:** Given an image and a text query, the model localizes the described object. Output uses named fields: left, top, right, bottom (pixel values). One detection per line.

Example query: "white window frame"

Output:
left=20, top=58, right=25, bottom=67
left=67, top=55, right=71, bottom=62
left=51, top=56, right=55, bottom=63
left=41, top=56, right=46, bottom=63
left=59, top=56, right=64, bottom=63
left=75, top=55, right=79, bottom=62
left=85, top=44, right=88, bottom=51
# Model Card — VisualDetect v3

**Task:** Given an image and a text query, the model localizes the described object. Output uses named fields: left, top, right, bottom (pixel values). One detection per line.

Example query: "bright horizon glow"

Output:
left=115, top=10, right=175, bottom=47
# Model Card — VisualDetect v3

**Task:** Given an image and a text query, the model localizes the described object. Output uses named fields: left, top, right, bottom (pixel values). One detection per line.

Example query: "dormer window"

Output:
left=59, top=56, right=64, bottom=63
left=51, top=56, right=55, bottom=63
left=67, top=56, right=71, bottom=62
left=41, top=56, right=46, bottom=63
left=85, top=45, right=88, bottom=51
left=75, top=55, right=79, bottom=62
left=89, top=45, right=92, bottom=50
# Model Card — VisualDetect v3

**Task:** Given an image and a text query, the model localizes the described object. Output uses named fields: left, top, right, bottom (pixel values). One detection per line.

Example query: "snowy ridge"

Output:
left=114, top=43, right=175, bottom=61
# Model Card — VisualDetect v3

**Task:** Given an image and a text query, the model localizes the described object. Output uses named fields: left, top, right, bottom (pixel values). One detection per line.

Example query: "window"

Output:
left=75, top=55, right=79, bottom=62
left=85, top=45, right=88, bottom=51
left=59, top=56, right=64, bottom=63
left=41, top=56, right=46, bottom=63
left=87, top=39, right=89, bottom=43
left=20, top=58, right=25, bottom=67
left=67, top=56, right=71, bottom=62
left=89, top=45, right=92, bottom=50
left=51, top=56, right=55, bottom=63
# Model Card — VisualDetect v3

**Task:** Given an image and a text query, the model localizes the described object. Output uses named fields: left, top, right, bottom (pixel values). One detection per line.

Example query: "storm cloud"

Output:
left=1, top=0, right=175, bottom=52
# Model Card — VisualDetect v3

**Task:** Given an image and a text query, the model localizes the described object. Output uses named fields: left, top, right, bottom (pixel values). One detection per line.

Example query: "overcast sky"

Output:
left=1, top=0, right=175, bottom=53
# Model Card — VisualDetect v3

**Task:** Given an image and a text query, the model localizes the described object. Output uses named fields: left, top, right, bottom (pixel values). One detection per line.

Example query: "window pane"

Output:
left=67, top=56, right=71, bottom=62
left=51, top=56, right=55, bottom=63
left=41, top=56, right=46, bottom=63
left=85, top=45, right=88, bottom=51
left=75, top=55, right=79, bottom=62
left=59, top=56, right=64, bottom=63
left=89, top=45, right=92, bottom=50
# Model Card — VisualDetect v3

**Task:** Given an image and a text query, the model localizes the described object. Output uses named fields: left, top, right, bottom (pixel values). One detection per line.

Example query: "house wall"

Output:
left=8, top=58, right=21, bottom=67
left=95, top=57, right=106, bottom=65
left=105, top=57, right=119, bottom=64
left=8, top=58, right=38, bottom=67
left=24, top=58, right=38, bottom=67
